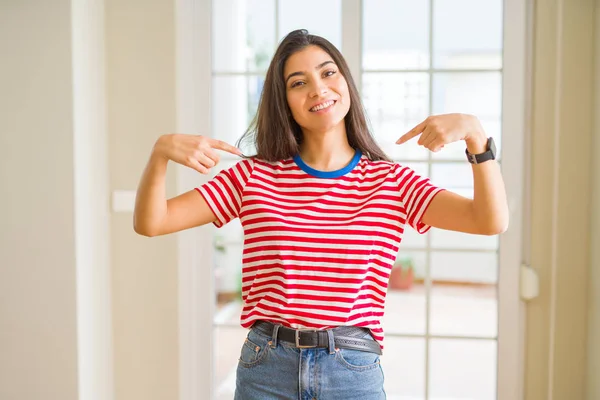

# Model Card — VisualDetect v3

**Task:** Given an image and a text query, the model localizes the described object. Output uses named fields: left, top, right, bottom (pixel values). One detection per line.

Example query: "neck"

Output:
left=298, top=122, right=356, bottom=171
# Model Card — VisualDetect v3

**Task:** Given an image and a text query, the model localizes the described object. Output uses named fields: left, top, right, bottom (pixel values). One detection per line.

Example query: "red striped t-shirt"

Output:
left=196, top=150, right=443, bottom=349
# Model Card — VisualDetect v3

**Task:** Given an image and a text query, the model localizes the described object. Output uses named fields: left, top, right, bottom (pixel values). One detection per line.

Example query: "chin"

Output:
left=306, top=115, right=345, bottom=133
left=307, top=122, right=342, bottom=134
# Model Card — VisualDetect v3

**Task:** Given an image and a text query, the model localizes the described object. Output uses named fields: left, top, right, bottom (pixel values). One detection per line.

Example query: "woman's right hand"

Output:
left=153, top=133, right=243, bottom=174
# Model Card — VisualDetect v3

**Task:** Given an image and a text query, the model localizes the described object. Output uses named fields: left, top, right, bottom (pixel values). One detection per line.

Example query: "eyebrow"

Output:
left=285, top=61, right=335, bottom=85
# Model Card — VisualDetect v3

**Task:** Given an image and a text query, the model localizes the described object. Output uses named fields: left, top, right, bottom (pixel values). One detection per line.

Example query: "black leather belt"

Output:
left=252, top=320, right=382, bottom=355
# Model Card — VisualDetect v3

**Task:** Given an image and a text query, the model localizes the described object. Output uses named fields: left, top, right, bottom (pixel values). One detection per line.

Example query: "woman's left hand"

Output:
left=395, top=113, right=487, bottom=153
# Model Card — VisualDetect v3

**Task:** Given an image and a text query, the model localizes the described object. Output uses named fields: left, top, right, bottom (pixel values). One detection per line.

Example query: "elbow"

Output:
left=482, top=223, right=508, bottom=236
left=481, top=215, right=509, bottom=236
left=133, top=216, right=159, bottom=237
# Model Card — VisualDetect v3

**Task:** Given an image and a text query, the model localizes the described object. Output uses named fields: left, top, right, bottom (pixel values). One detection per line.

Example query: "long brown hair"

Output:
left=237, top=29, right=391, bottom=162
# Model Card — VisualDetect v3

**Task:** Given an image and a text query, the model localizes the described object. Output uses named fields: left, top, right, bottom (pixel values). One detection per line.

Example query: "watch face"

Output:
left=488, top=137, right=497, bottom=158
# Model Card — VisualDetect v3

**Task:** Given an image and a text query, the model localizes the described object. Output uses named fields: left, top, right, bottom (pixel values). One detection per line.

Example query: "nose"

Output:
left=309, top=79, right=328, bottom=98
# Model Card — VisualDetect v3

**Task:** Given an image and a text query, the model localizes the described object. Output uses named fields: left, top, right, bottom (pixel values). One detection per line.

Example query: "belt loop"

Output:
left=326, top=329, right=336, bottom=354
left=270, top=323, right=282, bottom=349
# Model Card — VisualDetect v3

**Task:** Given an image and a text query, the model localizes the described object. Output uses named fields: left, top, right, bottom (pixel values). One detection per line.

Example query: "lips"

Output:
left=309, top=100, right=336, bottom=112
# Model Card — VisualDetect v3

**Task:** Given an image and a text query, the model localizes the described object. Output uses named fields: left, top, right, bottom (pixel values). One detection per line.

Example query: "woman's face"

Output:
left=283, top=45, right=351, bottom=135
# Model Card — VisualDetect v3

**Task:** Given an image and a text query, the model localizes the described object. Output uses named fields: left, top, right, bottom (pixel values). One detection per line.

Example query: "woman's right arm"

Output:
left=133, top=134, right=242, bottom=237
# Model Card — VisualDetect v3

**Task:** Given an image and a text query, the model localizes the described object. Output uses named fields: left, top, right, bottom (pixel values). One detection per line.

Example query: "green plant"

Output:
left=394, top=256, right=414, bottom=271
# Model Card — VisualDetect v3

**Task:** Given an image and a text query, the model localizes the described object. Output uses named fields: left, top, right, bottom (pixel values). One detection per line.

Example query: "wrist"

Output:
left=465, top=131, right=488, bottom=154
left=152, top=135, right=171, bottom=162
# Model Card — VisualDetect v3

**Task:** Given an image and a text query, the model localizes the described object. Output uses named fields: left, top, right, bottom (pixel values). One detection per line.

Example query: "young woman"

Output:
left=134, top=29, right=508, bottom=399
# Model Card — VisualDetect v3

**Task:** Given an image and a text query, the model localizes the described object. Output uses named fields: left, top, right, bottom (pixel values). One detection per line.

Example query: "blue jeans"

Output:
left=234, top=324, right=386, bottom=400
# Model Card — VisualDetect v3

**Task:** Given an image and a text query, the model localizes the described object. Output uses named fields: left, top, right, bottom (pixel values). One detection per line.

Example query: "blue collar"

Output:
left=293, top=150, right=362, bottom=178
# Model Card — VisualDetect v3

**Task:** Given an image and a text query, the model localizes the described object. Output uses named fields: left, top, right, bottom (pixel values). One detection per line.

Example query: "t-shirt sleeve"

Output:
left=194, top=158, right=255, bottom=228
left=394, top=163, right=445, bottom=234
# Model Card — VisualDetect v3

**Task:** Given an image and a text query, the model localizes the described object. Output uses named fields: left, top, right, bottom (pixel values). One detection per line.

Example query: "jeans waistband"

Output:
left=252, top=320, right=382, bottom=355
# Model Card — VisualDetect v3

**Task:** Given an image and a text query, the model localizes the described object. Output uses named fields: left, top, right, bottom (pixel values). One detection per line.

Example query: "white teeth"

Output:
left=310, top=100, right=335, bottom=112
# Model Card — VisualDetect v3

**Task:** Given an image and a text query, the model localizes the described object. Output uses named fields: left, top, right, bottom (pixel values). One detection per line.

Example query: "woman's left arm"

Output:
left=396, top=113, right=509, bottom=235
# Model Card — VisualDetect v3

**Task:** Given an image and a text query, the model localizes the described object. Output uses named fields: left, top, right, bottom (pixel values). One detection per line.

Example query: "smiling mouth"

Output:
left=309, top=100, right=336, bottom=112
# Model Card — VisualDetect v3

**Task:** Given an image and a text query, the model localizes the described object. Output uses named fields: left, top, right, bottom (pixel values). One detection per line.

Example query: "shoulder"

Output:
left=356, top=156, right=402, bottom=175
left=357, top=159, right=428, bottom=188
left=249, top=157, right=298, bottom=173
left=217, top=158, right=257, bottom=185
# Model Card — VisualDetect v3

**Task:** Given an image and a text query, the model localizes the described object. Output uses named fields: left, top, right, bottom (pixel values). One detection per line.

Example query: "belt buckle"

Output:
left=294, top=328, right=317, bottom=349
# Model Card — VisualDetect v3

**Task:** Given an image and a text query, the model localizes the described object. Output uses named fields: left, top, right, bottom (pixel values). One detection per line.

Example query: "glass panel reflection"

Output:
left=213, top=0, right=276, bottom=72
left=430, top=228, right=498, bottom=250
left=383, top=251, right=427, bottom=335
left=363, top=73, right=430, bottom=160
left=363, top=0, right=430, bottom=70
left=433, top=0, right=503, bottom=70
left=430, top=252, right=498, bottom=337
left=381, top=337, right=426, bottom=399
left=431, top=72, right=502, bottom=160
left=212, top=75, right=262, bottom=155
left=429, top=338, right=497, bottom=400
left=430, top=163, right=473, bottom=188
left=278, top=0, right=342, bottom=48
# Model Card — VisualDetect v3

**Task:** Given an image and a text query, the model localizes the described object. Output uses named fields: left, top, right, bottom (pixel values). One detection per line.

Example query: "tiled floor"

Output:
left=214, top=284, right=498, bottom=400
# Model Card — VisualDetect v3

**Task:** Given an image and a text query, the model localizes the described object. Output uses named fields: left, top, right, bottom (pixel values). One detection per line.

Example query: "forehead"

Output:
left=283, top=45, right=334, bottom=75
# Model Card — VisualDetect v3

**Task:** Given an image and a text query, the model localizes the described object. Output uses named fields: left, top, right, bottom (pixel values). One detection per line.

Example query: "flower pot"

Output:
left=389, top=265, right=414, bottom=290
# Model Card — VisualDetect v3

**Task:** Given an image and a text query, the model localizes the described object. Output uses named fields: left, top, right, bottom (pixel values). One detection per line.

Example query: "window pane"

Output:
left=363, top=73, right=430, bottom=160
left=363, top=0, right=430, bottom=70
left=430, top=162, right=473, bottom=188
left=246, top=0, right=276, bottom=71
left=383, top=251, right=427, bottom=335
left=401, top=227, right=426, bottom=248
left=402, top=161, right=429, bottom=178
left=431, top=72, right=502, bottom=160
left=429, top=339, right=497, bottom=399
left=433, top=0, right=503, bottom=69
left=213, top=0, right=276, bottom=72
left=208, top=156, right=245, bottom=307
left=431, top=251, right=498, bottom=284
left=214, top=226, right=244, bottom=298
left=278, top=0, right=342, bottom=49
left=380, top=338, right=425, bottom=398
left=432, top=72, right=502, bottom=115
left=430, top=228, right=499, bottom=250
left=398, top=162, right=429, bottom=249
left=430, top=283, right=498, bottom=338
left=429, top=251, right=498, bottom=337
left=212, top=75, right=262, bottom=154
left=430, top=252, right=498, bottom=337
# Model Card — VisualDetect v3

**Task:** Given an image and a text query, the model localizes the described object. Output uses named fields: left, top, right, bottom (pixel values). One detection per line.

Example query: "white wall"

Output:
left=0, top=1, right=79, bottom=399
left=105, top=0, right=180, bottom=398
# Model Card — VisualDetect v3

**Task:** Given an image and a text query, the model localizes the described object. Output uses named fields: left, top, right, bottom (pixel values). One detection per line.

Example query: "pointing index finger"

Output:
left=396, top=120, right=427, bottom=144
left=211, top=139, right=244, bottom=156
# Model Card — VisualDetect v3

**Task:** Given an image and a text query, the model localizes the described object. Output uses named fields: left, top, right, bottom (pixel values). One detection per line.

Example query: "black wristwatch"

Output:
left=465, top=137, right=496, bottom=164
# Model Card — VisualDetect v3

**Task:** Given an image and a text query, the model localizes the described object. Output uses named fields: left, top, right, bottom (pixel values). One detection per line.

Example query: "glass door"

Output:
left=202, top=1, right=525, bottom=398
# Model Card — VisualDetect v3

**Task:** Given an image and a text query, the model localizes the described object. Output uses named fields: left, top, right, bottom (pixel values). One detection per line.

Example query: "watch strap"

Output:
left=465, top=137, right=496, bottom=164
